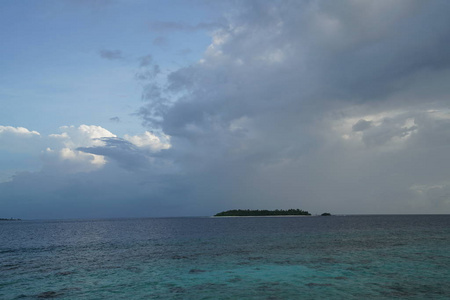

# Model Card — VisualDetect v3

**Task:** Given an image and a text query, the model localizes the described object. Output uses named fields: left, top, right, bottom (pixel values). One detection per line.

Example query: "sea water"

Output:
left=1, top=215, right=449, bottom=299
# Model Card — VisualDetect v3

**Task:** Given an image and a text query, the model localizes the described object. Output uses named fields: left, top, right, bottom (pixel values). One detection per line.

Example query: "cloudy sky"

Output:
left=1, top=0, right=450, bottom=219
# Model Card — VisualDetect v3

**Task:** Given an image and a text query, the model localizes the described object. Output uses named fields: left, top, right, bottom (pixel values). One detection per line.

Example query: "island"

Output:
left=214, top=209, right=311, bottom=217
left=0, top=218, right=21, bottom=221
left=321, top=212, right=331, bottom=216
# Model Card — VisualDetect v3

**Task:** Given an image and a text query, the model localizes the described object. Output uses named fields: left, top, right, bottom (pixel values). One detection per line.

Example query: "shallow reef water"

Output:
left=1, top=215, right=449, bottom=299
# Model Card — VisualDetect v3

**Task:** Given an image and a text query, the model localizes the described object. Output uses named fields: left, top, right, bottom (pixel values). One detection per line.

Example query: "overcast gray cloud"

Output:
left=137, top=0, right=450, bottom=214
left=2, top=0, right=450, bottom=218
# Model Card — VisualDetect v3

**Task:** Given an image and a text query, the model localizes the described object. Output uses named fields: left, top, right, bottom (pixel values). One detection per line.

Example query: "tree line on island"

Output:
left=214, top=209, right=312, bottom=217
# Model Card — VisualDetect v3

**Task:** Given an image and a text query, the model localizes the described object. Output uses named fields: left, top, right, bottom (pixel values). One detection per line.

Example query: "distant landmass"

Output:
left=0, top=218, right=21, bottom=221
left=214, top=209, right=311, bottom=217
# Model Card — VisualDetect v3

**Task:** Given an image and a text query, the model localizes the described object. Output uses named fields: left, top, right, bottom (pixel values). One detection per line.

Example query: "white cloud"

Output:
left=49, top=125, right=116, bottom=148
left=0, top=124, right=171, bottom=176
left=124, top=131, right=171, bottom=152
left=0, top=125, right=42, bottom=153
left=43, top=125, right=117, bottom=173
left=0, top=126, right=40, bottom=136
left=42, top=147, right=106, bottom=173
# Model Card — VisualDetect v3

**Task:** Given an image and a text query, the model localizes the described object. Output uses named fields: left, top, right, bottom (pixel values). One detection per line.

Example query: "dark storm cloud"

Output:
left=137, top=0, right=450, bottom=214
left=359, top=117, right=417, bottom=147
left=352, top=120, right=372, bottom=132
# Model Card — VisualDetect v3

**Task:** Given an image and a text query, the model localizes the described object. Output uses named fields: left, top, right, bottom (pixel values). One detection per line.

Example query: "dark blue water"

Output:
left=1, top=215, right=449, bottom=299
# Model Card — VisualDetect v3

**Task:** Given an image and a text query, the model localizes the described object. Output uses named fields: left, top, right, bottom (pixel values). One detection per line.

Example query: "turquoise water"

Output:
left=1, top=215, right=449, bottom=299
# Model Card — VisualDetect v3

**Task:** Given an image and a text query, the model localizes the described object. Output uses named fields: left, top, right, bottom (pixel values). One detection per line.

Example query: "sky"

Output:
left=1, top=0, right=450, bottom=219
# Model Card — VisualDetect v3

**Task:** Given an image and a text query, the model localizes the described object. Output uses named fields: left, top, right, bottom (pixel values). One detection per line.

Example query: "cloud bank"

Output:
left=139, top=0, right=450, bottom=214
left=2, top=0, right=450, bottom=218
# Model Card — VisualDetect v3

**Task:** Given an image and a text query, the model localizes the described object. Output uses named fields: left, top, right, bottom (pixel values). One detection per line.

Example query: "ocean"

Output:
left=1, top=215, right=449, bottom=299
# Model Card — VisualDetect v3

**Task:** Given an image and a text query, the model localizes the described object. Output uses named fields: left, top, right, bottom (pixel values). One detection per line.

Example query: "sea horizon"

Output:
left=3, top=213, right=450, bottom=222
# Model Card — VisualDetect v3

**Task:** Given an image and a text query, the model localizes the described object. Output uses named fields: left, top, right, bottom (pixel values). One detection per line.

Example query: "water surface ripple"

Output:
left=1, top=215, right=449, bottom=299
